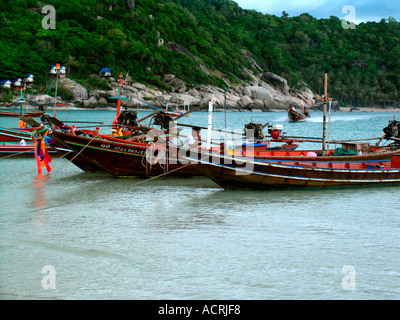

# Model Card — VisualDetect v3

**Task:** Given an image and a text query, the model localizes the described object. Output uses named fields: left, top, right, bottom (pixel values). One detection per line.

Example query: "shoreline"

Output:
left=339, top=106, right=400, bottom=113
left=1, top=103, right=399, bottom=113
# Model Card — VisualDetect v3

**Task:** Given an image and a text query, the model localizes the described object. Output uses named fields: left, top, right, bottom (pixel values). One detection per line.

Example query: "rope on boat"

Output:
left=0, top=148, right=33, bottom=159
left=49, top=137, right=96, bottom=176
left=372, top=147, right=391, bottom=154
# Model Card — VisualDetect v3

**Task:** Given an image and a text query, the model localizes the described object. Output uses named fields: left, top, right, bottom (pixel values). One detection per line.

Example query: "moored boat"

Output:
left=0, top=110, right=45, bottom=118
left=0, top=126, right=67, bottom=158
left=186, top=151, right=400, bottom=190
left=0, top=126, right=32, bottom=142
left=21, top=115, right=201, bottom=177
left=19, top=111, right=400, bottom=177
left=0, top=142, right=63, bottom=158
left=47, top=129, right=201, bottom=178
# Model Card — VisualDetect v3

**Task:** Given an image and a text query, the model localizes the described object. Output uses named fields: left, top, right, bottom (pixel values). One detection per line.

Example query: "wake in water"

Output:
left=306, top=113, right=382, bottom=123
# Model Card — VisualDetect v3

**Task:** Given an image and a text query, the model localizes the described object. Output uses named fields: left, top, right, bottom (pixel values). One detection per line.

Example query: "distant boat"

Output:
left=1, top=88, right=45, bottom=117
left=288, top=106, right=310, bottom=122
left=0, top=110, right=45, bottom=118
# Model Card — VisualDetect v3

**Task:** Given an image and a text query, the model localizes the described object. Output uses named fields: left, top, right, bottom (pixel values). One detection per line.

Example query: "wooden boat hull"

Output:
left=0, top=126, right=69, bottom=159
left=0, top=126, right=32, bottom=142
left=189, top=152, right=400, bottom=190
left=288, top=109, right=310, bottom=122
left=0, top=143, right=63, bottom=158
left=49, top=131, right=201, bottom=178
left=48, top=129, right=400, bottom=177
left=0, top=111, right=45, bottom=118
left=241, top=147, right=400, bottom=161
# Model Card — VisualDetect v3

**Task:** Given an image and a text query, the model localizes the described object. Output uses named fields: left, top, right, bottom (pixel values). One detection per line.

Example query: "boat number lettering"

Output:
left=100, top=143, right=144, bottom=154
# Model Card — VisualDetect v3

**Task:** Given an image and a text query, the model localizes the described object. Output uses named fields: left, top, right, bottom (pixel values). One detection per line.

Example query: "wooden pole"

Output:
left=54, top=65, right=60, bottom=118
left=137, top=110, right=159, bottom=123
left=173, top=105, right=201, bottom=121
left=177, top=123, right=241, bottom=136
left=207, top=98, right=215, bottom=150
left=322, top=73, right=328, bottom=154
left=116, top=73, right=123, bottom=117
left=20, top=88, right=24, bottom=117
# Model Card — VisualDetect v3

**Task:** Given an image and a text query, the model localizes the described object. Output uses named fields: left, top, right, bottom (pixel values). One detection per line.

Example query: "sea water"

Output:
left=0, top=109, right=399, bottom=300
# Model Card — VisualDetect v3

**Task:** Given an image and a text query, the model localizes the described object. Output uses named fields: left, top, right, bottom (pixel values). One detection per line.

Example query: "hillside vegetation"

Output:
left=1, top=0, right=399, bottom=107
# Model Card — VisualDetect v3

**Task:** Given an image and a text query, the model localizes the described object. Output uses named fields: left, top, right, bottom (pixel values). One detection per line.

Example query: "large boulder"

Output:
left=162, top=74, right=176, bottom=82
left=247, top=86, right=274, bottom=102
left=59, top=78, right=88, bottom=100
left=238, top=95, right=253, bottom=107
left=132, top=83, right=146, bottom=90
left=97, top=97, right=108, bottom=105
left=262, top=72, right=290, bottom=95
left=169, top=93, right=201, bottom=106
left=31, top=94, right=55, bottom=104
left=187, top=88, right=201, bottom=98
left=292, top=85, right=315, bottom=106
left=166, top=77, right=186, bottom=93
left=82, top=96, right=98, bottom=108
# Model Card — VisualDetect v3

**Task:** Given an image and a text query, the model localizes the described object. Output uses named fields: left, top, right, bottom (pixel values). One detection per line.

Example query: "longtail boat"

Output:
left=234, top=117, right=400, bottom=161
left=236, top=141, right=400, bottom=161
left=20, top=107, right=400, bottom=176
left=23, top=111, right=202, bottom=176
left=0, top=143, right=62, bottom=158
left=39, top=113, right=399, bottom=178
left=43, top=129, right=201, bottom=178
left=0, top=126, right=32, bottom=142
left=0, top=110, right=45, bottom=118
left=18, top=72, right=213, bottom=177
left=1, top=87, right=45, bottom=118
left=186, top=152, right=400, bottom=190
left=287, top=106, right=310, bottom=122
left=19, top=80, right=205, bottom=177
left=0, top=125, right=67, bottom=158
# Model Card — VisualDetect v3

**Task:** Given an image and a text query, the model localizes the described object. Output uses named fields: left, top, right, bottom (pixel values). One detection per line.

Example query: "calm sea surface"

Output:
left=1, top=108, right=399, bottom=300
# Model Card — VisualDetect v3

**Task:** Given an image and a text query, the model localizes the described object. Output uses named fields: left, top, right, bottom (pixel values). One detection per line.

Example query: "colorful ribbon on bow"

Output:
left=32, top=124, right=52, bottom=174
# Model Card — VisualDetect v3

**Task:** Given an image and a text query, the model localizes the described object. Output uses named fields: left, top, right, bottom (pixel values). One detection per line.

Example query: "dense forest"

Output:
left=1, top=0, right=400, bottom=107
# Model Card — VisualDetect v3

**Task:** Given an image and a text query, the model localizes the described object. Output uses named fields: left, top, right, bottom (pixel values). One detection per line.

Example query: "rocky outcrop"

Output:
left=262, top=72, right=289, bottom=95
left=59, top=78, right=88, bottom=101
left=163, top=74, right=187, bottom=93
left=31, top=94, right=56, bottom=104
left=18, top=68, right=316, bottom=111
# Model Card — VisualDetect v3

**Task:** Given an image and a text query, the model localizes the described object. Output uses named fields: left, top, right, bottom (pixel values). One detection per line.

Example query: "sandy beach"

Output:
left=339, top=106, right=400, bottom=112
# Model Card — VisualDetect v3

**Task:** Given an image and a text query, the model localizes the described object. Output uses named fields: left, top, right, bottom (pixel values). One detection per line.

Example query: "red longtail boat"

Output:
left=19, top=73, right=203, bottom=177
left=287, top=106, right=310, bottom=122
left=0, top=110, right=45, bottom=118
left=46, top=129, right=201, bottom=178
left=0, top=126, right=32, bottom=142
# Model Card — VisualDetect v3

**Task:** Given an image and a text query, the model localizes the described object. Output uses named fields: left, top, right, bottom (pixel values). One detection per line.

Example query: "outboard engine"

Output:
left=383, top=119, right=400, bottom=140
left=118, top=109, right=138, bottom=128
left=244, top=122, right=267, bottom=140
left=153, top=112, right=173, bottom=131
left=267, top=124, right=284, bottom=139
